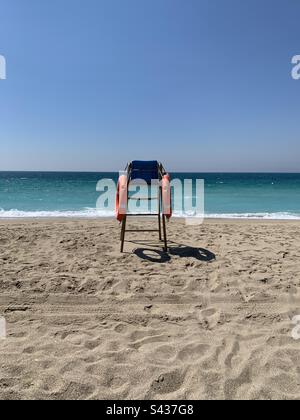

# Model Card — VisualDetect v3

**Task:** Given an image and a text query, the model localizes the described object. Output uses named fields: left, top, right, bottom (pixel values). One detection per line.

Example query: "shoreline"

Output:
left=0, top=216, right=300, bottom=224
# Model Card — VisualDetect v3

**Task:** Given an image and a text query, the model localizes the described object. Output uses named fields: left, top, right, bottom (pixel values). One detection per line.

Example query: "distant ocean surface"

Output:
left=0, top=172, right=300, bottom=220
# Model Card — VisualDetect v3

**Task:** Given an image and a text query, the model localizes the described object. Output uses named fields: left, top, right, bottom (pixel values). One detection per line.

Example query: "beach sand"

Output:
left=0, top=218, right=300, bottom=400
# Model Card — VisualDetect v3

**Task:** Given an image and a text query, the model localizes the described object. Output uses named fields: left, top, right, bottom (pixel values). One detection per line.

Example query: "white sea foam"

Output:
left=0, top=208, right=115, bottom=219
left=0, top=209, right=299, bottom=220
left=205, top=212, right=300, bottom=220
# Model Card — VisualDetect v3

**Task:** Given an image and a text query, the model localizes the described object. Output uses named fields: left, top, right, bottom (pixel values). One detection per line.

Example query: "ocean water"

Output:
left=0, top=172, right=300, bottom=219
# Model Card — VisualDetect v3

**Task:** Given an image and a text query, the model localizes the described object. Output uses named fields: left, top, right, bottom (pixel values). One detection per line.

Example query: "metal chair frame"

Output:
left=120, top=161, right=168, bottom=253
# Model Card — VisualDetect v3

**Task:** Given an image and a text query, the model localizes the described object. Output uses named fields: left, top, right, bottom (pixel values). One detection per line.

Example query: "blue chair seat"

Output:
left=130, top=161, right=159, bottom=185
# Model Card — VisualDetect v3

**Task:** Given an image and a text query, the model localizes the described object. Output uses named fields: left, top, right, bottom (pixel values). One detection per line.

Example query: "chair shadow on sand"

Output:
left=131, top=241, right=216, bottom=264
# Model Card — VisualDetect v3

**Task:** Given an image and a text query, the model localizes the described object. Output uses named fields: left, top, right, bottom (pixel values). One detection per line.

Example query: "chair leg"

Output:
left=162, top=214, right=168, bottom=252
left=157, top=187, right=162, bottom=241
left=158, top=213, right=162, bottom=241
left=120, top=216, right=127, bottom=253
left=158, top=193, right=162, bottom=241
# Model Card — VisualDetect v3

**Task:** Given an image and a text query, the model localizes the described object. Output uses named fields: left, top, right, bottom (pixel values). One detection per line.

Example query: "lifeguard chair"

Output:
left=116, top=161, right=172, bottom=253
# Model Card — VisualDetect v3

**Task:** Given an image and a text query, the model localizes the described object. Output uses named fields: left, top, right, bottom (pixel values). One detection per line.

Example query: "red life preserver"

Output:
left=116, top=175, right=128, bottom=222
left=162, top=174, right=172, bottom=219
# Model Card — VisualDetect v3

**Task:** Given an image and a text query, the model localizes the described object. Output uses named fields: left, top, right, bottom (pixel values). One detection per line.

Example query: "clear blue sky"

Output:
left=0, top=0, right=299, bottom=172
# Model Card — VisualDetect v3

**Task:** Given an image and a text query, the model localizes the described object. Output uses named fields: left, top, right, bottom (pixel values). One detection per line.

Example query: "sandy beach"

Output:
left=0, top=218, right=300, bottom=400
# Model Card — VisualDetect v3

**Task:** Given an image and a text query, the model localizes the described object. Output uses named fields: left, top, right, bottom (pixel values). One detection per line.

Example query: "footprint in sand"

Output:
left=150, top=370, right=185, bottom=395
left=84, top=338, right=102, bottom=350
left=198, top=307, right=223, bottom=329
left=177, top=343, right=209, bottom=363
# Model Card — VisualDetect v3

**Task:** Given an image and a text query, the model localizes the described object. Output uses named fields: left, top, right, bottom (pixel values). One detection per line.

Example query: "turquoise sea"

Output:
left=0, top=172, right=300, bottom=219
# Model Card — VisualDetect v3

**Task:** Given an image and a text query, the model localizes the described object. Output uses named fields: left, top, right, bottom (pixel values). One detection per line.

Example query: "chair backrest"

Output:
left=129, top=161, right=160, bottom=185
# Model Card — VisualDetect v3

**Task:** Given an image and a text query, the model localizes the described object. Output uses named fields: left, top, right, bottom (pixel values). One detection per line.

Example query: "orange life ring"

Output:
left=116, top=175, right=128, bottom=222
left=162, top=174, right=172, bottom=219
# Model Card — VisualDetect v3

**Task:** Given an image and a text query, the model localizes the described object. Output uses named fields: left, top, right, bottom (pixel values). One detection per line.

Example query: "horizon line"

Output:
left=0, top=170, right=300, bottom=174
